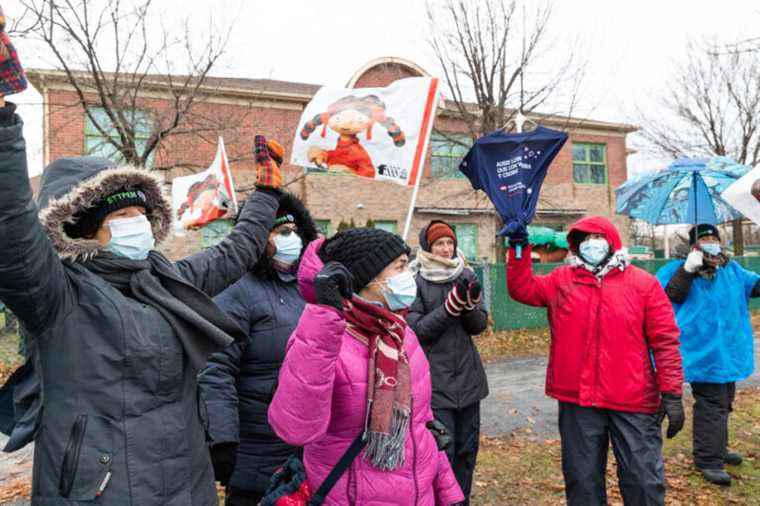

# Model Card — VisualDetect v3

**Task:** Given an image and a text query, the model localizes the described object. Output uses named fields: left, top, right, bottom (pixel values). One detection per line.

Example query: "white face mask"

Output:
left=380, top=270, right=418, bottom=311
left=700, top=243, right=721, bottom=257
left=106, top=215, right=155, bottom=260
left=579, top=238, right=610, bottom=266
left=272, top=231, right=303, bottom=266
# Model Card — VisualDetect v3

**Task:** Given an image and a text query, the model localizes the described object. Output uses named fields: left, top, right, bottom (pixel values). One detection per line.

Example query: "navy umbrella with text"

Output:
left=459, top=126, right=568, bottom=257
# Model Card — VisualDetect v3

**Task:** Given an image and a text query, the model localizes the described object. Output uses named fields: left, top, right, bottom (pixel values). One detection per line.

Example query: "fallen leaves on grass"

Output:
left=472, top=387, right=760, bottom=505
left=476, top=326, right=550, bottom=363
left=0, top=478, right=31, bottom=502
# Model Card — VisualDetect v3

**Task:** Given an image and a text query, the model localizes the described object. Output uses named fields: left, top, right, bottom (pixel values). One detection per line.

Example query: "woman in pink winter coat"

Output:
left=269, top=228, right=464, bottom=505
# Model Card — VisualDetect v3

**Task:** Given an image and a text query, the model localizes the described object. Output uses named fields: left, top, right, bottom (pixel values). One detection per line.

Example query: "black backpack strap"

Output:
left=309, top=432, right=366, bottom=506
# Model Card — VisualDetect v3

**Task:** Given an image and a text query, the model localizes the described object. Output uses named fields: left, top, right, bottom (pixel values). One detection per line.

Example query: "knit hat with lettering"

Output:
left=64, top=188, right=151, bottom=239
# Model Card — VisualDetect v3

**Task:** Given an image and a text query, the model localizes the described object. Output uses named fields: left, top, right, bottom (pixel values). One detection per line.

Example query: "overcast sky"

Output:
left=6, top=0, right=760, bottom=176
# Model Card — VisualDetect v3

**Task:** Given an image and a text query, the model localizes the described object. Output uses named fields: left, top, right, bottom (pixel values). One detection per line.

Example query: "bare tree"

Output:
left=426, top=0, right=584, bottom=148
left=639, top=39, right=760, bottom=255
left=16, top=0, right=239, bottom=169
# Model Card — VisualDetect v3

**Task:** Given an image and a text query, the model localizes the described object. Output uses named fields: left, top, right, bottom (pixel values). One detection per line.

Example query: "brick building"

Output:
left=28, top=57, right=636, bottom=262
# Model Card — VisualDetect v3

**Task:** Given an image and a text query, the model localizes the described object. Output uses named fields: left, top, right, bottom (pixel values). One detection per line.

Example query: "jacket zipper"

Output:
left=591, top=279, right=602, bottom=406
left=59, top=414, right=88, bottom=498
left=411, top=398, right=419, bottom=504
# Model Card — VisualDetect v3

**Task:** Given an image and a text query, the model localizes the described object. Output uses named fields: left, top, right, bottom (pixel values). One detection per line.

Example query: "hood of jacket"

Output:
left=566, top=215, right=622, bottom=254
left=252, top=191, right=319, bottom=279
left=297, top=236, right=326, bottom=304
left=37, top=156, right=172, bottom=262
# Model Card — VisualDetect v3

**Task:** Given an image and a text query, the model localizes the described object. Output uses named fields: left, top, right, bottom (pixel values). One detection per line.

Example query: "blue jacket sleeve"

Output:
left=0, top=106, right=70, bottom=334
left=174, top=189, right=278, bottom=298
left=198, top=279, right=256, bottom=445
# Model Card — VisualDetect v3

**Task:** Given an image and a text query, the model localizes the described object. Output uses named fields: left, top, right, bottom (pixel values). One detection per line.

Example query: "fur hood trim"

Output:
left=38, top=167, right=172, bottom=262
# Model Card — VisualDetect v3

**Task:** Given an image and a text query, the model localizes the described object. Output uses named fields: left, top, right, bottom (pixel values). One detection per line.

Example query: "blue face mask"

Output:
left=700, top=243, right=721, bottom=257
left=380, top=270, right=418, bottom=311
left=579, top=238, right=610, bottom=266
left=106, top=215, right=155, bottom=260
left=272, top=231, right=303, bottom=266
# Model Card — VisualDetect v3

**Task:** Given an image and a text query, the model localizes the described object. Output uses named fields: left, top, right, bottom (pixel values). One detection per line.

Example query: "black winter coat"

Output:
left=199, top=274, right=306, bottom=493
left=0, top=108, right=277, bottom=505
left=408, top=268, right=490, bottom=410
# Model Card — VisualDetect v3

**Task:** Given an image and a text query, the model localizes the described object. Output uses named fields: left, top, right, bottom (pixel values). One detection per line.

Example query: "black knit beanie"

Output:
left=321, top=228, right=411, bottom=291
left=689, top=224, right=720, bottom=245
left=65, top=188, right=150, bottom=239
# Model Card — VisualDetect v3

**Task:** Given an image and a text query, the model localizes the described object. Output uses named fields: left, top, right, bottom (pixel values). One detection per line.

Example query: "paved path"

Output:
left=481, top=338, right=760, bottom=439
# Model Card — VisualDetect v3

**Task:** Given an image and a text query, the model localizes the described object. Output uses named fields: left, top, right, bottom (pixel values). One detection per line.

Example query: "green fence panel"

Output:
left=490, top=256, right=760, bottom=331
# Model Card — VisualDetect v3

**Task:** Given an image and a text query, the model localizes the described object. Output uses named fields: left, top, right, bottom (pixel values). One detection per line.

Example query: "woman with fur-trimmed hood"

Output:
left=0, top=94, right=283, bottom=505
left=198, top=192, right=318, bottom=505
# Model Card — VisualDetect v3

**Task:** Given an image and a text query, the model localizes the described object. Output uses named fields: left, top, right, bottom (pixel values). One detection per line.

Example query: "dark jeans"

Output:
left=225, top=486, right=264, bottom=506
left=691, top=382, right=736, bottom=470
left=433, top=402, right=480, bottom=506
left=558, top=402, right=665, bottom=506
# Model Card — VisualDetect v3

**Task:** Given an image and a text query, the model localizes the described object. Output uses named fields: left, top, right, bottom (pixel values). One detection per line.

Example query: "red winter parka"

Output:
left=507, top=216, right=683, bottom=414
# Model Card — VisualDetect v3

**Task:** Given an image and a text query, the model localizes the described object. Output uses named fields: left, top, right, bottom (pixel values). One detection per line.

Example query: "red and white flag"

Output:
left=172, top=137, right=238, bottom=235
left=291, top=77, right=439, bottom=187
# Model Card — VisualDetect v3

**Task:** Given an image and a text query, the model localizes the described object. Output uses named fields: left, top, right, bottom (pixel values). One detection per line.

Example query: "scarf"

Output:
left=696, top=253, right=729, bottom=280
left=410, top=248, right=466, bottom=284
left=568, top=249, right=630, bottom=279
left=83, top=251, right=246, bottom=371
left=344, top=297, right=411, bottom=471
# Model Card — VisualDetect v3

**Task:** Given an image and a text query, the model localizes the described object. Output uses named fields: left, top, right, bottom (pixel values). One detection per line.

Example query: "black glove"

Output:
left=657, top=393, right=685, bottom=439
left=315, top=261, right=354, bottom=310
left=210, top=442, right=238, bottom=486
left=426, top=420, right=452, bottom=452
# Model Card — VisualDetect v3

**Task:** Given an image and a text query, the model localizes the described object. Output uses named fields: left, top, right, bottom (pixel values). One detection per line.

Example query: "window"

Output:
left=431, top=134, right=469, bottom=179
left=201, top=219, right=234, bottom=249
left=374, top=220, right=398, bottom=234
left=453, top=223, right=478, bottom=260
left=572, top=143, right=607, bottom=184
left=84, top=106, right=153, bottom=166
left=315, top=219, right=332, bottom=237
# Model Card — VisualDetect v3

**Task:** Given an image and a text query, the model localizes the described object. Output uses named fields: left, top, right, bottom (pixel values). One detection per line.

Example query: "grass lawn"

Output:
left=472, top=386, right=760, bottom=505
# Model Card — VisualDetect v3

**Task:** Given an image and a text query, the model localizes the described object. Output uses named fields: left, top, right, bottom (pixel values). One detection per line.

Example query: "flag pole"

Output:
left=402, top=78, right=440, bottom=240
left=402, top=169, right=423, bottom=240
left=514, top=111, right=526, bottom=259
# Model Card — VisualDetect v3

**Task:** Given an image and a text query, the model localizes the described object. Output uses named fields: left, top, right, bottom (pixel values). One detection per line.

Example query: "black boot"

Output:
left=698, top=468, right=731, bottom=486
left=725, top=452, right=743, bottom=466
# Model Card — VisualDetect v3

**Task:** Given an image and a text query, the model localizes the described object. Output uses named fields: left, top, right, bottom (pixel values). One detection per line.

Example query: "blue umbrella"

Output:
left=459, top=126, right=568, bottom=257
left=616, top=156, right=750, bottom=225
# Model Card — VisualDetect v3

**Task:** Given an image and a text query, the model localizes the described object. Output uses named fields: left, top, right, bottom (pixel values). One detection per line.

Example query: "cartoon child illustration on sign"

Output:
left=299, top=95, right=406, bottom=178
left=176, top=174, right=232, bottom=229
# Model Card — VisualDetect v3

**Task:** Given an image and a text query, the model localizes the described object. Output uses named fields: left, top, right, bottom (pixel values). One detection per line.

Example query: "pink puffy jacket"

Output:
left=268, top=238, right=464, bottom=506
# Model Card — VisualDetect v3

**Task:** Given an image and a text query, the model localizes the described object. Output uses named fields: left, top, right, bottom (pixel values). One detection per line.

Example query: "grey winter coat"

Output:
left=0, top=108, right=277, bottom=505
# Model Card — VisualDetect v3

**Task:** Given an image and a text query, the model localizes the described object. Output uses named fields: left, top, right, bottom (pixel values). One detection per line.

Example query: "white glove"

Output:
left=684, top=249, right=704, bottom=273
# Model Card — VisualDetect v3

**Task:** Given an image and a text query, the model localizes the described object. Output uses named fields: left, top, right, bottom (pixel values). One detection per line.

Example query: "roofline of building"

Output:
left=27, top=68, right=638, bottom=134
left=26, top=69, right=317, bottom=105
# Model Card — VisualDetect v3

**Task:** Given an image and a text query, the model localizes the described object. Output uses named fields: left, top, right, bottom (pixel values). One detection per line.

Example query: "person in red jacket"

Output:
left=506, top=216, right=685, bottom=506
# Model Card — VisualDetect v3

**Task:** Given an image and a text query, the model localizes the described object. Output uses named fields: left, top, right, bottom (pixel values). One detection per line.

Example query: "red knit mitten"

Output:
left=445, top=280, right=467, bottom=317
left=0, top=7, right=28, bottom=97
left=254, top=134, right=283, bottom=189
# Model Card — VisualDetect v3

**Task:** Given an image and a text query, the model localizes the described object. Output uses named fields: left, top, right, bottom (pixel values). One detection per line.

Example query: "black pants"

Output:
left=691, top=382, right=736, bottom=470
left=433, top=402, right=480, bottom=506
left=558, top=402, right=665, bottom=506
left=225, top=486, right=264, bottom=506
